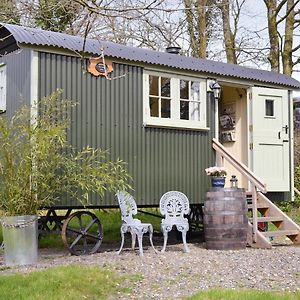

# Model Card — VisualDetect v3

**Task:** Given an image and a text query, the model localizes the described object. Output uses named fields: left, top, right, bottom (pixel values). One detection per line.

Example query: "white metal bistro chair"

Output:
left=116, top=191, right=156, bottom=256
left=159, top=191, right=190, bottom=253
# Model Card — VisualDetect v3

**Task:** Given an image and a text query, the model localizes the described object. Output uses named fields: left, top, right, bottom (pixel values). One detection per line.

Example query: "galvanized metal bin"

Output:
left=1, top=215, right=38, bottom=265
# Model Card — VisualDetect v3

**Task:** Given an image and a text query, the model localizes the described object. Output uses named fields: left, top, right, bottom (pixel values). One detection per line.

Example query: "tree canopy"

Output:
left=1, top=0, right=300, bottom=75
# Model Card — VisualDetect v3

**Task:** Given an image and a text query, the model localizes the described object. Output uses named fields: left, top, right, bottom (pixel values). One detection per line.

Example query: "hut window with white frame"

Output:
left=143, top=71, right=207, bottom=130
left=0, top=65, right=6, bottom=113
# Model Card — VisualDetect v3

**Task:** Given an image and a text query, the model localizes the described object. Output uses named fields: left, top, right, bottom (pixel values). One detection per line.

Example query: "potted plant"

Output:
left=0, top=91, right=130, bottom=266
left=205, top=166, right=227, bottom=188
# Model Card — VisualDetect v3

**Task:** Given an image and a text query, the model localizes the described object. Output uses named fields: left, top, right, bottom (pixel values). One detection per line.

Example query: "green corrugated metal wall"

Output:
left=0, top=49, right=31, bottom=117
left=38, top=52, right=215, bottom=207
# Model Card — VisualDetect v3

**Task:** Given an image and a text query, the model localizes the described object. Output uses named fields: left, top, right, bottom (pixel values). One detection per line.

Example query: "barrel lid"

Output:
left=207, top=187, right=245, bottom=192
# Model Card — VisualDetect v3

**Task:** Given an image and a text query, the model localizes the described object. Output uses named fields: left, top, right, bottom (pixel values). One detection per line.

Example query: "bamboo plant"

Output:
left=0, top=90, right=131, bottom=216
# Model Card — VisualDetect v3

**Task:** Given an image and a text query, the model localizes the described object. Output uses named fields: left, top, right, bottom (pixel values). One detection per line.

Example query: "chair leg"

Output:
left=117, top=229, right=125, bottom=255
left=131, top=231, right=136, bottom=250
left=136, top=228, right=144, bottom=257
left=148, top=224, right=157, bottom=253
left=182, top=228, right=190, bottom=253
left=161, top=225, right=169, bottom=253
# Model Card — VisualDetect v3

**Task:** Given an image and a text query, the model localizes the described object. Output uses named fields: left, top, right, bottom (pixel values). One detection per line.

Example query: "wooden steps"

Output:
left=248, top=203, right=270, bottom=210
left=212, top=138, right=299, bottom=249
left=262, top=229, right=299, bottom=238
left=247, top=191, right=300, bottom=247
left=247, top=221, right=272, bottom=249
left=249, top=216, right=283, bottom=223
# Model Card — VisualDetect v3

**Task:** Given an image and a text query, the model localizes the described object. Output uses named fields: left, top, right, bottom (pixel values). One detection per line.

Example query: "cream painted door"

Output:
left=249, top=87, right=290, bottom=191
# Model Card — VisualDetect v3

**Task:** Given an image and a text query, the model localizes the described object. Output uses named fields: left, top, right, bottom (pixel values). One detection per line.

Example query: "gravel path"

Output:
left=1, top=239, right=300, bottom=299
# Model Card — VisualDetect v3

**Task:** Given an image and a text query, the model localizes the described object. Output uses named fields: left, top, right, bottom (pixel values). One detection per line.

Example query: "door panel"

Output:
left=249, top=87, right=289, bottom=191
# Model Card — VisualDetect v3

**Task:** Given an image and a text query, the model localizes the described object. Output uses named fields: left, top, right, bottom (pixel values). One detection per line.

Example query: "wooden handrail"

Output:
left=212, top=138, right=268, bottom=244
left=212, top=138, right=267, bottom=193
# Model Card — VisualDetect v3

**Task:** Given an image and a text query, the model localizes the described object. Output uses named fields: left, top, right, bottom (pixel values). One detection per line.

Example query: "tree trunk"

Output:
left=282, top=0, right=295, bottom=76
left=184, top=0, right=207, bottom=58
left=220, top=0, right=237, bottom=64
left=196, top=0, right=207, bottom=58
left=264, top=0, right=280, bottom=72
left=184, top=0, right=198, bottom=57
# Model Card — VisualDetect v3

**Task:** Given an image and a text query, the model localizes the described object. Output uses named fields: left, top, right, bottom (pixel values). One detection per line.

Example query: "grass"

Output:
left=1, top=268, right=299, bottom=300
left=0, top=265, right=135, bottom=300
left=188, top=289, right=300, bottom=300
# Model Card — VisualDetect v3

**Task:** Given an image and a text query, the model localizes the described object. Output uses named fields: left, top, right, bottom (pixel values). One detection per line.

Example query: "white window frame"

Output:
left=143, top=70, right=208, bottom=130
left=0, top=64, right=6, bottom=113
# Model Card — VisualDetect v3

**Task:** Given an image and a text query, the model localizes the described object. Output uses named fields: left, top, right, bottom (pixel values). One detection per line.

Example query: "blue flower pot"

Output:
left=211, top=176, right=225, bottom=188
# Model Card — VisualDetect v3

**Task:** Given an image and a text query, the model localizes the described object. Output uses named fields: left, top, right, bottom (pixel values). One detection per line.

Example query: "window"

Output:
left=180, top=80, right=201, bottom=121
left=144, top=71, right=207, bottom=130
left=265, top=99, right=274, bottom=117
left=0, top=64, right=6, bottom=112
left=149, top=75, right=171, bottom=118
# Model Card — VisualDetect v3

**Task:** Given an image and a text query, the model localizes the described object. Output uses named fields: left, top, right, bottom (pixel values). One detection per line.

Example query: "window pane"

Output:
left=265, top=100, right=274, bottom=116
left=180, top=80, right=189, bottom=99
left=150, top=97, right=159, bottom=117
left=180, top=101, right=189, bottom=120
left=190, top=102, right=200, bottom=121
left=191, top=82, right=200, bottom=101
left=161, top=77, right=171, bottom=97
left=149, top=75, right=158, bottom=96
left=161, top=98, right=171, bottom=118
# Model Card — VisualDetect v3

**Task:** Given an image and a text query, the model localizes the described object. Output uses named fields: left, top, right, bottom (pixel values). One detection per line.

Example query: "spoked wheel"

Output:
left=61, top=211, right=103, bottom=255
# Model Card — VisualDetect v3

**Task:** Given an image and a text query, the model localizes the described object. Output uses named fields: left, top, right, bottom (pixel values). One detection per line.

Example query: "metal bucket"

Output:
left=1, top=215, right=38, bottom=266
left=204, top=188, right=248, bottom=250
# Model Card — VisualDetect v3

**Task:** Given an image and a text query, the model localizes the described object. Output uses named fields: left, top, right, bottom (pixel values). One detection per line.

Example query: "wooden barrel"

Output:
left=203, top=188, right=248, bottom=250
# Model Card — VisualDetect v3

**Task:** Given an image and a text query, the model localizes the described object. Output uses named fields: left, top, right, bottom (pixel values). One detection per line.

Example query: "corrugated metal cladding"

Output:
left=2, top=23, right=300, bottom=89
left=0, top=49, right=31, bottom=117
left=38, top=52, right=215, bottom=207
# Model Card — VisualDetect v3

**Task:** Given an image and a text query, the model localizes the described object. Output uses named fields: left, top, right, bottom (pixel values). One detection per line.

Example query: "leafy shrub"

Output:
left=0, top=91, right=131, bottom=216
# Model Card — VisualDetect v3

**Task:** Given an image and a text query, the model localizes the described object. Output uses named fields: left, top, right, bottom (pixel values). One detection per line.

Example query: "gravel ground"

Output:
left=1, top=237, right=300, bottom=299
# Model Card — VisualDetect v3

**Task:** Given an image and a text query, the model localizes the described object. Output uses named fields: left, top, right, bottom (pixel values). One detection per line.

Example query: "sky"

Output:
left=241, top=0, right=300, bottom=96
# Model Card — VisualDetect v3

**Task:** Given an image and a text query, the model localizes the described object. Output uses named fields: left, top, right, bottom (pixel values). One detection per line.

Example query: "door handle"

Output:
left=283, top=125, right=289, bottom=134
left=278, top=131, right=281, bottom=139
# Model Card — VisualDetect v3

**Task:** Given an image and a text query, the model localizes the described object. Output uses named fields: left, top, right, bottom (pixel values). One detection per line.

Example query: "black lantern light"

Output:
left=209, top=80, right=221, bottom=100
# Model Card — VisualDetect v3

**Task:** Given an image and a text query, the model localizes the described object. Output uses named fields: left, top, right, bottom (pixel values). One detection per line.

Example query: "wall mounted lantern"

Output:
left=209, top=80, right=221, bottom=101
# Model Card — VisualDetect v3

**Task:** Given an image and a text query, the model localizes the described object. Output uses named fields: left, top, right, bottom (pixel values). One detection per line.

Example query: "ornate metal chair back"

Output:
left=160, top=191, right=190, bottom=222
left=116, top=191, right=138, bottom=224
left=159, top=191, right=190, bottom=253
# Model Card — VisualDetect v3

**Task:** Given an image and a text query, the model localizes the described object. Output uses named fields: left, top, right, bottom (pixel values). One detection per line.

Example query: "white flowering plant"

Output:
left=205, top=166, right=227, bottom=177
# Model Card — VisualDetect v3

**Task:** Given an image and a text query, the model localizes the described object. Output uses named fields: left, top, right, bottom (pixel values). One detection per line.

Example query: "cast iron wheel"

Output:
left=61, top=211, right=103, bottom=255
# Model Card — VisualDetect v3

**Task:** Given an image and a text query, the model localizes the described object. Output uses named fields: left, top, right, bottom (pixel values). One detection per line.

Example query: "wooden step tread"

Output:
left=248, top=203, right=270, bottom=210
left=249, top=216, right=283, bottom=223
left=262, top=230, right=299, bottom=237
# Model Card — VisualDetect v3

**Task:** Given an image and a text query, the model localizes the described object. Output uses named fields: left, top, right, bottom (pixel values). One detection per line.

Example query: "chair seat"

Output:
left=126, top=222, right=152, bottom=228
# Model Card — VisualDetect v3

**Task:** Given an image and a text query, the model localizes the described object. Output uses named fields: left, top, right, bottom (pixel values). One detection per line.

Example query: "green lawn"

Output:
left=0, top=266, right=299, bottom=300
left=0, top=265, right=137, bottom=300
left=188, top=289, right=300, bottom=300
